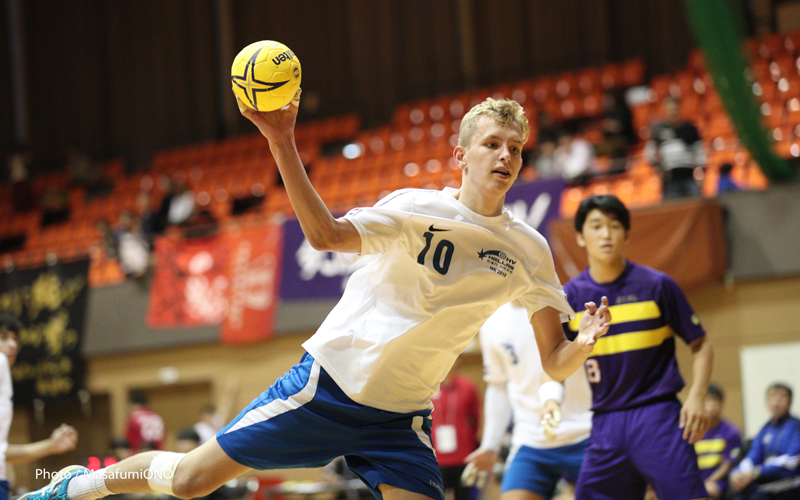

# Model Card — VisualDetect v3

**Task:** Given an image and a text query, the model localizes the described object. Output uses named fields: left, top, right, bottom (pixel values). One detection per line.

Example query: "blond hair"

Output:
left=458, top=98, right=530, bottom=149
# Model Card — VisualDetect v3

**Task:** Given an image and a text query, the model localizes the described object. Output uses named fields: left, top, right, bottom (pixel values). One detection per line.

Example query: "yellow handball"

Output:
left=231, top=40, right=301, bottom=112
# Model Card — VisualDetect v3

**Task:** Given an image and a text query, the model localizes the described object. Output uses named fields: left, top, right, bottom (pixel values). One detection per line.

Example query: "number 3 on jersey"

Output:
left=585, top=358, right=601, bottom=383
left=417, top=231, right=454, bottom=275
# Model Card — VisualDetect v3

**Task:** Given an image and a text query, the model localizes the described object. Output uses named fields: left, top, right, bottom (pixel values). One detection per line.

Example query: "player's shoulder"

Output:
left=372, top=188, right=419, bottom=209
left=627, top=261, right=676, bottom=287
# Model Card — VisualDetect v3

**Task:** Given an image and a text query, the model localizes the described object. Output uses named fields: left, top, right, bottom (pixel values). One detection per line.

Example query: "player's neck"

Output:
left=588, top=256, right=627, bottom=284
left=708, top=416, right=721, bottom=429
left=452, top=187, right=505, bottom=217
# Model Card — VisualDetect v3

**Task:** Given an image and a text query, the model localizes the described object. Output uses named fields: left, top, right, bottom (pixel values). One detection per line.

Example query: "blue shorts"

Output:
left=217, top=353, right=444, bottom=500
left=575, top=398, right=709, bottom=500
left=501, top=440, right=587, bottom=498
left=0, top=479, right=8, bottom=500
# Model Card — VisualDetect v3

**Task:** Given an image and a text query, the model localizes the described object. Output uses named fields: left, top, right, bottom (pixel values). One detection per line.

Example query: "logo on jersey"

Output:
left=428, top=224, right=450, bottom=232
left=477, top=249, right=516, bottom=278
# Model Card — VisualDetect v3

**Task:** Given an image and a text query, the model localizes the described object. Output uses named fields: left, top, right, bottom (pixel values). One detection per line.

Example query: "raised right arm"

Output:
left=237, top=94, right=361, bottom=253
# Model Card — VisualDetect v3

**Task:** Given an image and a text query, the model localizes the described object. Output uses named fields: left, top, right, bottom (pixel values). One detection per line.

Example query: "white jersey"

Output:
left=303, top=187, right=575, bottom=413
left=479, top=302, right=592, bottom=449
left=0, top=353, right=13, bottom=480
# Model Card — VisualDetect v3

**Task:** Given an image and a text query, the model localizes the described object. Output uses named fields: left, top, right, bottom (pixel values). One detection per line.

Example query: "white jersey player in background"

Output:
left=21, top=95, right=611, bottom=500
left=0, top=315, right=78, bottom=500
left=465, top=301, right=592, bottom=500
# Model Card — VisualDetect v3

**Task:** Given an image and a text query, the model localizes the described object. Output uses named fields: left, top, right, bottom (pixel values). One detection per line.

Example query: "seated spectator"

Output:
left=96, top=219, right=118, bottom=260
left=115, top=211, right=150, bottom=278
left=167, top=177, right=195, bottom=225
left=554, top=129, right=595, bottom=184
left=695, top=384, right=743, bottom=499
left=109, top=437, right=132, bottom=462
left=731, top=383, right=800, bottom=499
left=532, top=110, right=562, bottom=179
left=596, top=90, right=635, bottom=160
left=175, top=427, right=201, bottom=453
left=8, top=148, right=36, bottom=213
left=645, top=97, right=705, bottom=200
left=134, top=190, right=159, bottom=245
left=717, top=163, right=742, bottom=194
left=40, top=186, right=71, bottom=226
left=125, top=390, right=165, bottom=453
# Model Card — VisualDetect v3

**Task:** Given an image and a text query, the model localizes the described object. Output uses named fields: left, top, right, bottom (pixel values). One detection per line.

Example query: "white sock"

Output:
left=66, top=469, right=113, bottom=500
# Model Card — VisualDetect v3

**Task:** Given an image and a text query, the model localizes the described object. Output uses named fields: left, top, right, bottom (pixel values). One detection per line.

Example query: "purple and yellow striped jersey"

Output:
left=563, top=261, right=705, bottom=412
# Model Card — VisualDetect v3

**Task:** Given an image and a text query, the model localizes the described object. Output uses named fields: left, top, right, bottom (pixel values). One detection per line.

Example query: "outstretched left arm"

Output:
left=6, top=424, right=78, bottom=463
left=680, top=337, right=713, bottom=444
left=532, top=297, right=611, bottom=381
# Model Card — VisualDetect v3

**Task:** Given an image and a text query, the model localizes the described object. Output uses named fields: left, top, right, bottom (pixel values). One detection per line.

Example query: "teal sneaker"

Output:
left=17, top=465, right=90, bottom=500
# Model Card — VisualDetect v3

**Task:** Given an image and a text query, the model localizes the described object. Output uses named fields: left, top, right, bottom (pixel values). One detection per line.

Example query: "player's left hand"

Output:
left=576, top=296, right=612, bottom=352
left=48, top=423, right=78, bottom=454
left=679, top=394, right=709, bottom=444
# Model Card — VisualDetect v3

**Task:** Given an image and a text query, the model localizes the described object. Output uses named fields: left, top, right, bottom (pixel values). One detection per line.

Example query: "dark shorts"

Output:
left=575, top=398, right=709, bottom=500
left=217, top=353, right=444, bottom=500
left=0, top=480, right=8, bottom=500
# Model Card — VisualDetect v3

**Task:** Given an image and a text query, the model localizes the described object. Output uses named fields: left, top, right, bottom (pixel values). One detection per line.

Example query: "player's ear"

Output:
left=576, top=231, right=586, bottom=248
left=454, top=145, right=466, bottom=170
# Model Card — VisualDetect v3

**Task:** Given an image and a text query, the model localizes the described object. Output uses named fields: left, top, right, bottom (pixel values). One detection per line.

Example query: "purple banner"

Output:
left=503, top=178, right=566, bottom=237
left=279, top=217, right=370, bottom=300
left=279, top=179, right=565, bottom=301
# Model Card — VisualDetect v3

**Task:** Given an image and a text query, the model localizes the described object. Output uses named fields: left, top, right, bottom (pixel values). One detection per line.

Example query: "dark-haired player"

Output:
left=695, top=384, right=742, bottom=498
left=563, top=195, right=713, bottom=500
left=0, top=315, right=79, bottom=500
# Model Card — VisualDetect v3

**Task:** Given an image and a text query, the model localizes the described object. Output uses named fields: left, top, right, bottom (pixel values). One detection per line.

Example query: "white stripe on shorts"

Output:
left=412, top=415, right=435, bottom=452
left=224, top=360, right=321, bottom=434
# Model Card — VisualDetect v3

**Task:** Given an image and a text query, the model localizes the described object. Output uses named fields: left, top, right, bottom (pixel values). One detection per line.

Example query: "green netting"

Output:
left=683, top=0, right=796, bottom=180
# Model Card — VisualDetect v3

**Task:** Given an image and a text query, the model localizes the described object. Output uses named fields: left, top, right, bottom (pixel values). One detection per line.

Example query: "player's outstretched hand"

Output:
left=48, top=423, right=78, bottom=454
left=460, top=461, right=491, bottom=489
left=576, top=296, right=612, bottom=352
left=679, top=394, right=709, bottom=444
left=236, top=88, right=301, bottom=144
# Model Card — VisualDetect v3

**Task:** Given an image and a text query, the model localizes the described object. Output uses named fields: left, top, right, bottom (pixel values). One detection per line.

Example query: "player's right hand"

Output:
left=462, top=448, right=497, bottom=488
left=236, top=88, right=301, bottom=144
left=576, top=296, right=611, bottom=352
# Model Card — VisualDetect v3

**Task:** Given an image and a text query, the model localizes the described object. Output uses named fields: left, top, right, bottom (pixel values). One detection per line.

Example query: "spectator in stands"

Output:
left=554, top=129, right=595, bottom=184
left=533, top=111, right=561, bottom=179
left=696, top=384, right=743, bottom=499
left=730, top=383, right=800, bottom=499
left=167, top=177, right=195, bottom=226
left=65, top=146, right=112, bottom=200
left=645, top=97, right=705, bottom=200
left=115, top=211, right=150, bottom=278
left=7, top=147, right=36, bottom=213
left=430, top=358, right=480, bottom=500
left=596, top=91, right=634, bottom=165
left=96, top=219, right=118, bottom=260
left=175, top=428, right=201, bottom=454
left=109, top=438, right=132, bottom=462
left=134, top=190, right=158, bottom=245
left=124, top=390, right=165, bottom=454
left=717, top=163, right=742, bottom=194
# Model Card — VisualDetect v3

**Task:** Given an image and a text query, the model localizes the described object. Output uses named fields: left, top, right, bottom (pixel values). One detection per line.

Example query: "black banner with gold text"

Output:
left=0, top=259, right=89, bottom=405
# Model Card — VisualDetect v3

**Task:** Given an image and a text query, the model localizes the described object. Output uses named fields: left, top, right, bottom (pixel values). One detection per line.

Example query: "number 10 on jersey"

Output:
left=417, top=231, right=454, bottom=275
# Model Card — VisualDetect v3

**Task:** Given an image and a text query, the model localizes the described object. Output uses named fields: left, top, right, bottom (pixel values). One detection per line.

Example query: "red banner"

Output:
left=147, top=225, right=283, bottom=343
left=221, top=225, right=283, bottom=344
left=147, top=235, right=231, bottom=328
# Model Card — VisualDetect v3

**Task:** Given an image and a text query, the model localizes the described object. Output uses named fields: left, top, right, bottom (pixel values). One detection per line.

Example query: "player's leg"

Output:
left=19, top=439, right=250, bottom=500
left=500, top=445, right=563, bottom=500
left=627, top=399, right=710, bottom=500
left=574, top=411, right=648, bottom=500
left=108, top=437, right=250, bottom=497
left=378, top=484, right=437, bottom=500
